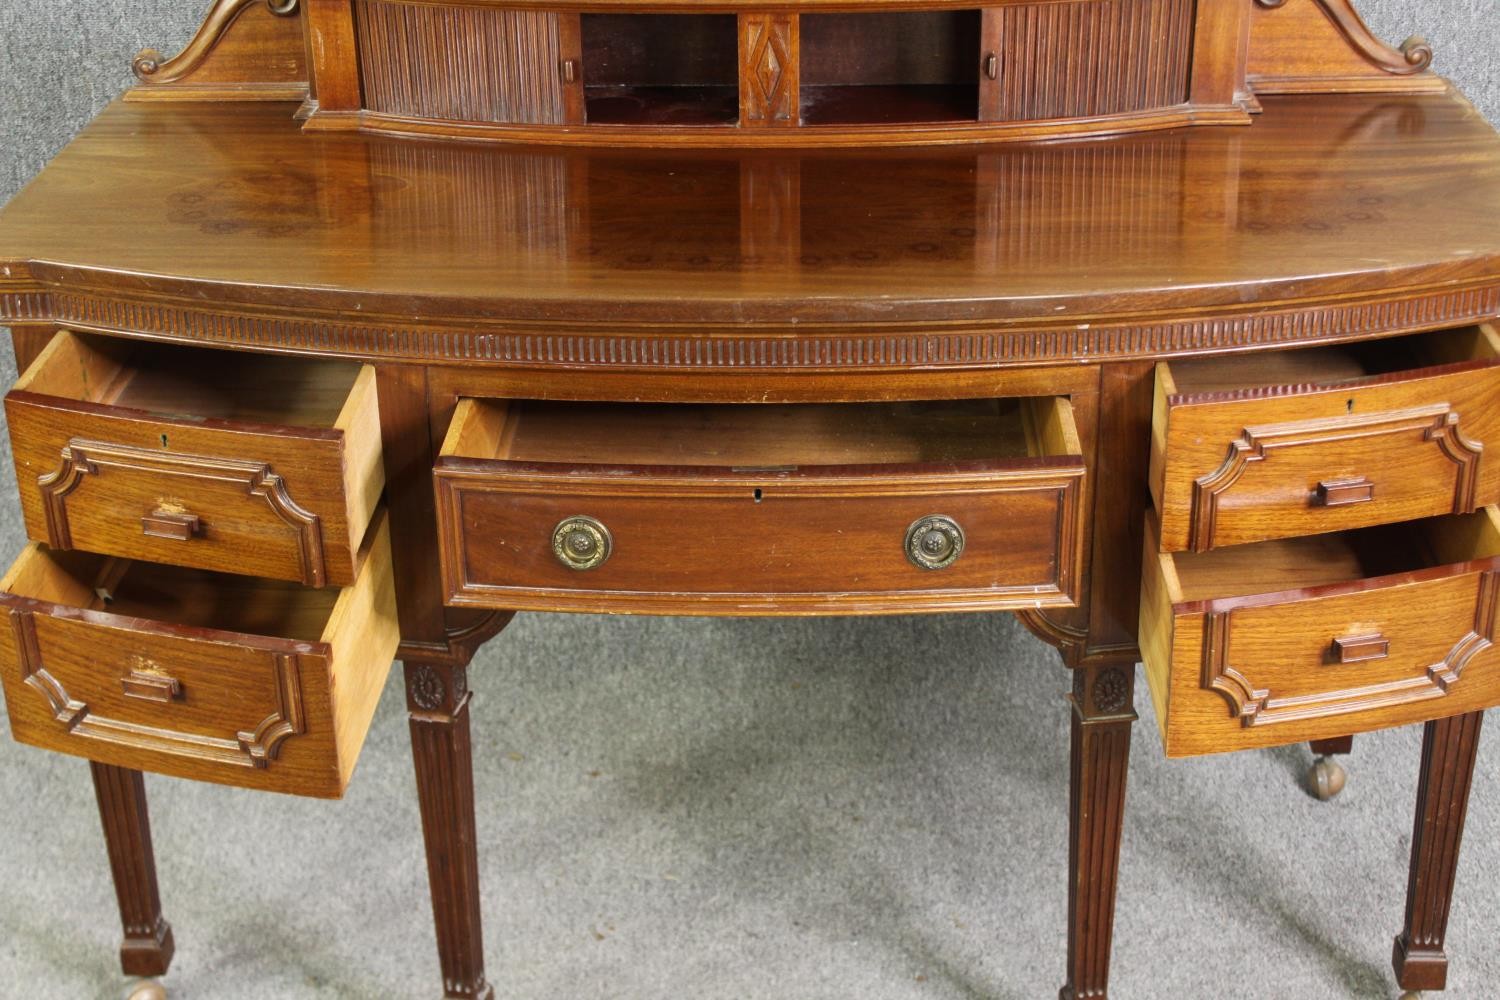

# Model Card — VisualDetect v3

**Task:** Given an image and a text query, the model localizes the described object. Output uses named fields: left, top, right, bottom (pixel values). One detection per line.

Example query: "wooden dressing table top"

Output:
left=2, top=91, right=1500, bottom=367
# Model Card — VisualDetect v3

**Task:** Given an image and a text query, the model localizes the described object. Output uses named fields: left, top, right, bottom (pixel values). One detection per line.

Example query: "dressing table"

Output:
left=0, top=1, right=1496, bottom=997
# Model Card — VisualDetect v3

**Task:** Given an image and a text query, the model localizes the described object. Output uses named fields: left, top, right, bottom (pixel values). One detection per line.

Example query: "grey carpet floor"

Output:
left=1, top=2, right=1498, bottom=998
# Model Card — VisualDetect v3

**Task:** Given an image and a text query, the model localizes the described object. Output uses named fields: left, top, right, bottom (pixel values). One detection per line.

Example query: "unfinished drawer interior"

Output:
left=1141, top=506, right=1500, bottom=757
left=434, top=396, right=1085, bottom=615
left=0, top=514, right=398, bottom=797
left=6, top=332, right=383, bottom=587
left=1151, top=324, right=1500, bottom=552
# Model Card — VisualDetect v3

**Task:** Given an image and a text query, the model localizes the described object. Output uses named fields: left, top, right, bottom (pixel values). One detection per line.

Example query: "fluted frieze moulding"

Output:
left=133, top=0, right=299, bottom=84
left=1255, top=0, right=1433, bottom=75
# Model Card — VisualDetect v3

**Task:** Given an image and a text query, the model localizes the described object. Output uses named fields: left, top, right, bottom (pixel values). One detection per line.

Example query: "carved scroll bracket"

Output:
left=1255, top=0, right=1432, bottom=75
left=133, top=0, right=300, bottom=85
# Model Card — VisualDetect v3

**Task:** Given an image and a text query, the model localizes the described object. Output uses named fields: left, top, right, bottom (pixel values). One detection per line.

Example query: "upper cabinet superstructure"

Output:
left=122, top=0, right=1452, bottom=146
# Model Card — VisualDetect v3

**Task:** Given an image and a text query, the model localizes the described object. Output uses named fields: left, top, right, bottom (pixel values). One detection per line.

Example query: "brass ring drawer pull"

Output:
left=553, top=516, right=613, bottom=571
left=142, top=509, right=201, bottom=541
left=1313, top=477, right=1375, bottom=507
left=1331, top=633, right=1390, bottom=664
left=906, top=515, right=965, bottom=571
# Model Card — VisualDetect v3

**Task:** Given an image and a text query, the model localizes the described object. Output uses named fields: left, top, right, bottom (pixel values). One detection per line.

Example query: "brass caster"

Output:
left=126, top=980, right=166, bottom=1000
left=1399, top=992, right=1423, bottom=1000
left=1308, top=755, right=1347, bottom=801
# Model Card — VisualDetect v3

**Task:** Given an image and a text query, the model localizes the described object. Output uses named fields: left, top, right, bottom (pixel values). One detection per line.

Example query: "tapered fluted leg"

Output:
left=1059, top=664, right=1136, bottom=1000
left=1392, top=711, right=1484, bottom=994
left=90, top=762, right=174, bottom=977
left=408, top=661, right=493, bottom=1000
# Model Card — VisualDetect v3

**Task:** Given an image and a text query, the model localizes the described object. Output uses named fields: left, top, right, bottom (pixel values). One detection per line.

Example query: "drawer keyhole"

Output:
left=753, top=488, right=763, bottom=503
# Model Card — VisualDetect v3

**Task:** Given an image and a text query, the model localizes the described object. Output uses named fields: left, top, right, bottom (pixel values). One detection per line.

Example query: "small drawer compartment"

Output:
left=0, top=513, right=398, bottom=797
left=1151, top=325, right=1500, bottom=552
left=6, top=332, right=384, bottom=588
left=1141, top=508, right=1500, bottom=757
left=434, top=396, right=1086, bottom=615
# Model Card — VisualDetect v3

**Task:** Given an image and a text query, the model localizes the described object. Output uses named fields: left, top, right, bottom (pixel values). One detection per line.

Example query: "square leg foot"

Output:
left=444, top=977, right=494, bottom=1000
left=120, top=920, right=174, bottom=978
left=1393, top=935, right=1449, bottom=992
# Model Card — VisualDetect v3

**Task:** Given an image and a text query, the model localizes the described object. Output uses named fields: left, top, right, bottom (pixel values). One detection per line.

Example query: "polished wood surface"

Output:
left=127, top=0, right=307, bottom=103
left=91, top=762, right=175, bottom=978
left=0, top=514, right=398, bottom=797
left=1393, top=710, right=1485, bottom=993
left=1141, top=509, right=1500, bottom=756
left=1060, top=663, right=1136, bottom=1000
left=2, top=5, right=1498, bottom=998
left=6, top=332, right=384, bottom=588
left=435, top=395, right=1084, bottom=614
left=1152, top=326, right=1500, bottom=552
left=2, top=93, right=1500, bottom=360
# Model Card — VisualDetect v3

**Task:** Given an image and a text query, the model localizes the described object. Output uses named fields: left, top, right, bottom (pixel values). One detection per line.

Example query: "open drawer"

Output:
left=434, top=397, right=1086, bottom=615
left=0, top=513, right=398, bottom=797
left=1151, top=325, right=1500, bottom=552
left=5, top=332, right=384, bottom=587
left=1141, top=507, right=1500, bottom=757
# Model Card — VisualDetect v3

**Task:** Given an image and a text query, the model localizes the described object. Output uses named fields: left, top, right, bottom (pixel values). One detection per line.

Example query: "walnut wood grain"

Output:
left=356, top=2, right=567, bottom=125
left=0, top=515, right=399, bottom=797
left=434, top=396, right=1085, bottom=615
left=984, top=0, right=1193, bottom=122
left=5, top=95, right=1500, bottom=361
left=1152, top=326, right=1500, bottom=553
left=1060, top=664, right=1136, bottom=1000
left=1140, top=509, right=1500, bottom=757
left=1248, top=0, right=1444, bottom=95
left=1392, top=709, right=1484, bottom=993
left=406, top=661, right=493, bottom=1000
left=91, top=762, right=175, bottom=978
left=128, top=0, right=307, bottom=103
left=740, top=13, right=799, bottom=126
left=287, top=0, right=1434, bottom=143
left=6, top=332, right=383, bottom=588
left=4, top=8, right=1500, bottom=1000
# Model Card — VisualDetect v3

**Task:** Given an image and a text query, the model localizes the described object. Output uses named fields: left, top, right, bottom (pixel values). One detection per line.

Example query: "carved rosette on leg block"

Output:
left=90, top=762, right=175, bottom=978
left=1392, top=711, right=1485, bottom=994
left=406, top=661, right=494, bottom=1000
left=1060, top=665, right=1136, bottom=1000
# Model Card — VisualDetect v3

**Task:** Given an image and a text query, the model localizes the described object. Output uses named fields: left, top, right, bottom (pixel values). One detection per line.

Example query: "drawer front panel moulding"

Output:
left=4, top=284, right=1500, bottom=371
left=356, top=1, right=567, bottom=125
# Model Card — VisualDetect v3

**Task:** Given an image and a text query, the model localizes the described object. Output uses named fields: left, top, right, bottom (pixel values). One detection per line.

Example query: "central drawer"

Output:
left=434, top=396, right=1085, bottom=615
